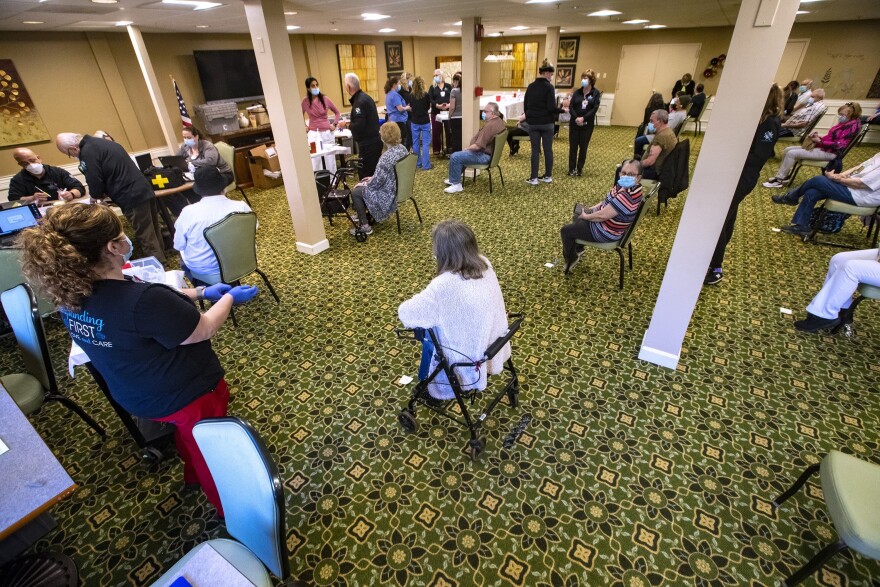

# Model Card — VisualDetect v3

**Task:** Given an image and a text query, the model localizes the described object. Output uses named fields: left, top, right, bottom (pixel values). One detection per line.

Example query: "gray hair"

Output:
left=651, top=109, right=669, bottom=124
left=55, top=132, right=82, bottom=154
left=485, top=102, right=500, bottom=116
left=432, top=220, right=488, bottom=280
left=812, top=88, right=825, bottom=100
left=621, top=159, right=643, bottom=175
left=344, top=73, right=360, bottom=90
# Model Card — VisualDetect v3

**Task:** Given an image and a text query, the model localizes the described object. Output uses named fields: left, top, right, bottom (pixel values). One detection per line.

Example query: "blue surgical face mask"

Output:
left=119, top=236, right=133, bottom=263
left=647, top=122, right=656, bottom=133
left=397, top=84, right=402, bottom=91
left=481, top=112, right=487, bottom=121
left=838, top=115, right=847, bottom=123
left=582, top=79, right=590, bottom=88
left=798, top=85, right=807, bottom=94
left=408, top=79, right=413, bottom=87
left=183, top=138, right=196, bottom=147
left=807, top=97, right=815, bottom=105
left=434, top=76, right=442, bottom=84
left=617, top=175, right=637, bottom=189
left=310, top=87, right=320, bottom=96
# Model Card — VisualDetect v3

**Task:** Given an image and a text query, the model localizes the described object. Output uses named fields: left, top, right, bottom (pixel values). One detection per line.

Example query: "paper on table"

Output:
left=158, top=543, right=257, bottom=587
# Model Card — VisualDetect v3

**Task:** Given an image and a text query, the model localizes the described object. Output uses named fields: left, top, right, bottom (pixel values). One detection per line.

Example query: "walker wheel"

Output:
left=141, top=446, right=164, bottom=463
left=468, top=438, right=485, bottom=460
left=355, top=231, right=368, bottom=242
left=398, top=410, right=418, bottom=434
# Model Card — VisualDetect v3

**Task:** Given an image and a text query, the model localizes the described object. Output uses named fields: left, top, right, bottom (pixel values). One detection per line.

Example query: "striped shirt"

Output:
left=589, top=183, right=645, bottom=242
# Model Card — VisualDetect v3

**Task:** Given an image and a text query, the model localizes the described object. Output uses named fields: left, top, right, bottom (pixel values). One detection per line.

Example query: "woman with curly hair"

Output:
left=18, top=204, right=260, bottom=517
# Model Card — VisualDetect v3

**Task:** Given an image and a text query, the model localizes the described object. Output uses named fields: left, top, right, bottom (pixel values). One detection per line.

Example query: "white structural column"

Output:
left=127, top=25, right=178, bottom=154
left=243, top=0, right=328, bottom=255
left=461, top=18, right=481, bottom=147
left=545, top=26, right=560, bottom=65
left=638, top=0, right=799, bottom=369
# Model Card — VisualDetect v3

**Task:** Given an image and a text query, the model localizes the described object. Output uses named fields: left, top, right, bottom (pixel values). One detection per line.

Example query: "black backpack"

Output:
left=144, top=166, right=186, bottom=191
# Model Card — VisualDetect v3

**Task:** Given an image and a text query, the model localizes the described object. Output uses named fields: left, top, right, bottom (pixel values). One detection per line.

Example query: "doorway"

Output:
left=612, top=43, right=702, bottom=127
left=775, top=39, right=810, bottom=86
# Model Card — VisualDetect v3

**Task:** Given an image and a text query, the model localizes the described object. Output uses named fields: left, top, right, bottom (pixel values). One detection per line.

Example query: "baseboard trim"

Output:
left=638, top=343, right=680, bottom=370
left=296, top=239, right=330, bottom=255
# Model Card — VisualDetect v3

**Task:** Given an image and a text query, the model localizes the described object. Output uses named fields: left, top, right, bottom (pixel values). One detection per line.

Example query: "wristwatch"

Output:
left=196, top=286, right=206, bottom=301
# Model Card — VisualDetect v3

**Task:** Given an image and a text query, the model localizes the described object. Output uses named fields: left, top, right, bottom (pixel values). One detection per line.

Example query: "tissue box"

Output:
left=248, top=144, right=283, bottom=188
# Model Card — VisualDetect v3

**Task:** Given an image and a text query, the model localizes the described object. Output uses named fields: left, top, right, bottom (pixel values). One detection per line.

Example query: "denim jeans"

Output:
left=528, top=123, right=555, bottom=179
left=411, top=123, right=431, bottom=169
left=180, top=260, right=222, bottom=286
left=448, top=150, right=491, bottom=185
left=790, top=175, right=856, bottom=228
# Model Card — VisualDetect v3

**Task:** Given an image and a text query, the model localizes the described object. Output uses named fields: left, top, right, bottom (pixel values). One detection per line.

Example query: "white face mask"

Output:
left=26, top=163, right=44, bottom=175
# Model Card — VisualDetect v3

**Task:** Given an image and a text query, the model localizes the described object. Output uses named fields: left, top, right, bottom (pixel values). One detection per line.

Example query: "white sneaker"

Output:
left=762, top=178, right=784, bottom=188
left=444, top=183, right=464, bottom=194
left=525, top=178, right=539, bottom=186
left=539, top=175, right=553, bottom=183
left=444, top=179, right=453, bottom=186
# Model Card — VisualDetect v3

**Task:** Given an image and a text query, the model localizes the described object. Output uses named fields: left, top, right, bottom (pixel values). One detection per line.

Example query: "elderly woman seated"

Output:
left=560, top=159, right=644, bottom=274
left=764, top=102, right=862, bottom=189
left=349, top=122, right=409, bottom=236
left=774, top=151, right=880, bottom=236
left=795, top=248, right=880, bottom=332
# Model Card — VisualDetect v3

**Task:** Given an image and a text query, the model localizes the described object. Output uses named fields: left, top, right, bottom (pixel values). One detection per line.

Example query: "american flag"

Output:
left=173, top=78, right=193, bottom=127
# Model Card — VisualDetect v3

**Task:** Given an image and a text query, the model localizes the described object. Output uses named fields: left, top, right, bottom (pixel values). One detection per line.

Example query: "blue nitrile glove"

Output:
left=227, top=285, right=259, bottom=305
left=203, top=283, right=232, bottom=302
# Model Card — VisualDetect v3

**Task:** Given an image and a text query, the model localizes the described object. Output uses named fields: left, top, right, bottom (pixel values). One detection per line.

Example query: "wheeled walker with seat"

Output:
left=395, top=313, right=523, bottom=459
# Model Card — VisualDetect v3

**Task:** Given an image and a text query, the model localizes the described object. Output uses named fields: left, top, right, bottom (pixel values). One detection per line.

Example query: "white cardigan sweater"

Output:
left=398, top=259, right=511, bottom=399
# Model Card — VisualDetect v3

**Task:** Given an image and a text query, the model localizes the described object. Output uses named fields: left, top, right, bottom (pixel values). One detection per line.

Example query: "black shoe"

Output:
left=575, top=170, right=583, bottom=176
left=794, top=312, right=841, bottom=332
left=563, top=255, right=581, bottom=275
left=509, top=145, right=519, bottom=155
left=567, top=169, right=577, bottom=176
left=771, top=194, right=798, bottom=205
left=780, top=225, right=810, bottom=236
left=703, top=268, right=723, bottom=285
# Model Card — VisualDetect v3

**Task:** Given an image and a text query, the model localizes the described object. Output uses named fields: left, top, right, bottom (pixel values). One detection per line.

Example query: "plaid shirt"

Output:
left=784, top=100, right=824, bottom=135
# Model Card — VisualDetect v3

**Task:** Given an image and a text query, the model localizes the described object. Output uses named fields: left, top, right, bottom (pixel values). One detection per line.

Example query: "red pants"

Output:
left=155, top=379, right=229, bottom=516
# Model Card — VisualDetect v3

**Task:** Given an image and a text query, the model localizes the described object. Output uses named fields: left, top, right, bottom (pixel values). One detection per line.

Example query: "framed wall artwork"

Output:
left=499, top=43, right=538, bottom=88
left=558, top=37, right=580, bottom=63
left=0, top=59, right=50, bottom=148
left=434, top=56, right=462, bottom=83
left=385, top=41, right=403, bottom=72
left=336, top=44, right=378, bottom=105
left=555, top=65, right=575, bottom=89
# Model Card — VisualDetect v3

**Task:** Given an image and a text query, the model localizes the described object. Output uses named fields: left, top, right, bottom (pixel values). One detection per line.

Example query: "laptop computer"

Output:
left=0, top=203, right=42, bottom=247
left=133, top=153, right=154, bottom=173
left=159, top=155, right=189, bottom=172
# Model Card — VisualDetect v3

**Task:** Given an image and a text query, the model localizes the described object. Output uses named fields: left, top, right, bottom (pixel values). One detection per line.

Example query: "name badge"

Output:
left=582, top=100, right=588, bottom=109
left=440, top=91, right=445, bottom=98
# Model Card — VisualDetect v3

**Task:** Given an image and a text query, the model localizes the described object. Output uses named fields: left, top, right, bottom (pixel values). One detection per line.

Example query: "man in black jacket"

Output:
left=337, top=73, right=382, bottom=179
left=9, top=148, right=84, bottom=204
left=55, top=133, right=166, bottom=263
left=567, top=70, right=601, bottom=176
left=523, top=60, right=564, bottom=184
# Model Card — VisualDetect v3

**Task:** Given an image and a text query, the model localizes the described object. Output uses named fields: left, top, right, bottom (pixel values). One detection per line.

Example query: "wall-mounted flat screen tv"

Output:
left=194, top=49, right=264, bottom=102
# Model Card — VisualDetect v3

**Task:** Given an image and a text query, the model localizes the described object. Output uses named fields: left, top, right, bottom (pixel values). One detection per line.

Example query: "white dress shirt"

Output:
left=173, top=194, right=252, bottom=275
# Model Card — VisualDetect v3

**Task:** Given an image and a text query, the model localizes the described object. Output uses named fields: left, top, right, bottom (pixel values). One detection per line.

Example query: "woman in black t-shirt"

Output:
left=19, top=204, right=259, bottom=518
left=409, top=76, right=433, bottom=170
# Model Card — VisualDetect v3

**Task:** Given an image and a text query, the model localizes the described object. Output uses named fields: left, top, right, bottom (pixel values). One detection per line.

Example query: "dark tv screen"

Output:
left=193, top=50, right=264, bottom=102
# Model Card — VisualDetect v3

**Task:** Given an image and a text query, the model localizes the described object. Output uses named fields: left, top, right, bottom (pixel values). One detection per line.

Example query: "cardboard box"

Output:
left=248, top=143, right=283, bottom=189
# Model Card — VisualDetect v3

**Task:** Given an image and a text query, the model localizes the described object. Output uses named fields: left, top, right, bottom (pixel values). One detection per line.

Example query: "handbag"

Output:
left=809, top=208, right=849, bottom=234
left=144, top=166, right=185, bottom=191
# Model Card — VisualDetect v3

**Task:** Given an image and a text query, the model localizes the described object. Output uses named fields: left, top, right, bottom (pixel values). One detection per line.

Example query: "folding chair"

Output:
left=777, top=107, right=827, bottom=145
left=787, top=124, right=868, bottom=185
left=393, top=154, right=421, bottom=234
left=464, top=130, right=509, bottom=194
left=215, top=141, right=253, bottom=207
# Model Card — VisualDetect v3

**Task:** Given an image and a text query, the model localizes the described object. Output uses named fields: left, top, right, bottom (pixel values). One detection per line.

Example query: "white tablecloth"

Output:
left=435, top=92, right=524, bottom=122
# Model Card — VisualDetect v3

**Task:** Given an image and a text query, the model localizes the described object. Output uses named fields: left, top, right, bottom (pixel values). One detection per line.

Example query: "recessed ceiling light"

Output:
left=526, top=0, right=563, bottom=3
left=196, top=25, right=209, bottom=28
left=442, top=31, right=458, bottom=35
left=487, top=32, right=502, bottom=37
left=361, top=13, right=389, bottom=21
left=510, top=25, right=529, bottom=30
left=799, top=0, right=823, bottom=3
left=161, top=0, right=222, bottom=10
left=644, top=24, right=666, bottom=29
left=284, top=11, right=297, bottom=15
left=91, top=0, right=118, bottom=3
left=453, top=21, right=462, bottom=26
left=560, top=29, right=567, bottom=32
left=623, top=19, right=649, bottom=24
left=378, top=28, right=396, bottom=33
left=588, top=9, right=621, bottom=17
left=115, top=20, right=132, bottom=26
left=286, top=25, right=300, bottom=30
left=796, top=10, right=810, bottom=14
left=331, top=28, right=338, bottom=31
left=22, top=20, right=44, bottom=24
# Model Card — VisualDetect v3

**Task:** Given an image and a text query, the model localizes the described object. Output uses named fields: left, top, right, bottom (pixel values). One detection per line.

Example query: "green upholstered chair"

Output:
left=573, top=181, right=659, bottom=290
left=806, top=200, right=880, bottom=249
left=777, top=107, right=827, bottom=144
left=215, top=141, right=253, bottom=207
left=832, top=282, right=880, bottom=336
left=0, top=249, right=54, bottom=317
left=691, top=95, right=711, bottom=136
left=464, top=129, right=509, bottom=194
left=787, top=124, right=868, bottom=186
left=203, top=212, right=280, bottom=326
left=773, top=450, right=880, bottom=586
left=393, top=153, right=421, bottom=234
left=0, top=283, right=105, bottom=438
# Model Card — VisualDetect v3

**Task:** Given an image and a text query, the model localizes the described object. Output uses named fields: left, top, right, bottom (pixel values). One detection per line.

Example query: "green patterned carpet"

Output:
left=3, top=126, right=880, bottom=586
